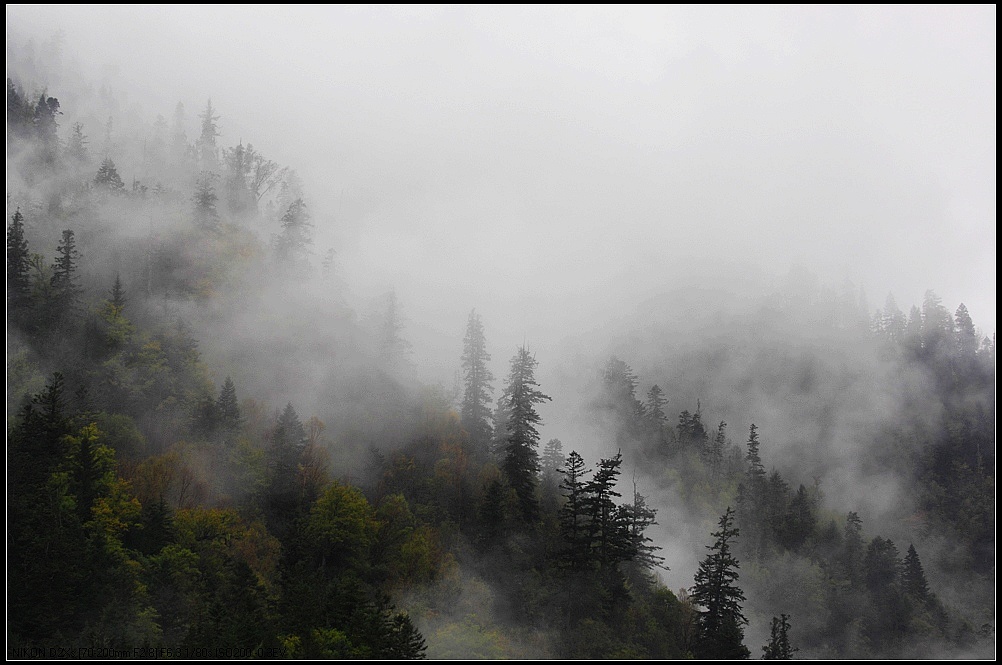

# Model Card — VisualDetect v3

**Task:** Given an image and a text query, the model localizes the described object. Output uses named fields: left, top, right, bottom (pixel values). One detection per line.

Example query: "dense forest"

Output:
left=6, top=29, right=995, bottom=660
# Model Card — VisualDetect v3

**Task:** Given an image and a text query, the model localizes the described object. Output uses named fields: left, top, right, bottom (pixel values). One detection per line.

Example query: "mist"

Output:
left=6, top=5, right=995, bottom=660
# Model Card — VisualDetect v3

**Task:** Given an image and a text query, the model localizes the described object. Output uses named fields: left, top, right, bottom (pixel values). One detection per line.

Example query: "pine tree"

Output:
left=197, top=98, right=221, bottom=170
left=110, top=273, right=126, bottom=313
left=745, top=424, right=765, bottom=487
left=762, top=614, right=795, bottom=659
left=558, top=450, right=591, bottom=568
left=624, top=479, right=665, bottom=571
left=691, top=507, right=750, bottom=659
left=7, top=208, right=32, bottom=312
left=67, top=122, right=89, bottom=163
left=902, top=543, right=929, bottom=601
left=460, top=309, right=494, bottom=454
left=94, top=157, right=125, bottom=191
left=193, top=170, right=221, bottom=231
left=217, top=377, right=242, bottom=434
left=645, top=384, right=667, bottom=426
left=379, top=290, right=411, bottom=371
left=706, top=420, right=727, bottom=479
left=501, top=345, right=551, bottom=525
left=223, top=141, right=256, bottom=215
left=955, top=304, right=978, bottom=360
left=584, top=452, right=632, bottom=569
left=274, top=198, right=314, bottom=272
left=33, top=91, right=61, bottom=165
left=50, top=229, right=82, bottom=326
left=540, top=438, right=564, bottom=476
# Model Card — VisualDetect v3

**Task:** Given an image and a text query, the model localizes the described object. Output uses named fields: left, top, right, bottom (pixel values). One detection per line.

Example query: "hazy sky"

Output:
left=7, top=5, right=996, bottom=385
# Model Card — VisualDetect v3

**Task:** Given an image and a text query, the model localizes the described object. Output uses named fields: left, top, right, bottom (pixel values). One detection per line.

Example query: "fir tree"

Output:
left=585, top=451, right=632, bottom=569
left=197, top=98, right=221, bottom=170
left=902, top=544, right=929, bottom=601
left=94, top=157, right=125, bottom=191
left=274, top=198, right=314, bottom=272
left=193, top=170, right=221, bottom=231
left=217, top=377, right=242, bottom=434
left=49, top=229, right=82, bottom=326
left=691, top=507, right=750, bottom=659
left=501, top=345, right=551, bottom=525
left=460, top=309, right=494, bottom=454
left=7, top=208, right=32, bottom=312
left=762, top=614, right=795, bottom=659
left=558, top=450, right=591, bottom=568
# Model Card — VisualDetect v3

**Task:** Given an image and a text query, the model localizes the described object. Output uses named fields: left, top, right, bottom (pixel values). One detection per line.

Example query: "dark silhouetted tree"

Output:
left=692, top=507, right=750, bottom=659
left=217, top=377, right=242, bottom=434
left=558, top=450, right=591, bottom=568
left=902, top=544, right=929, bottom=601
left=762, top=614, right=795, bottom=659
left=7, top=208, right=32, bottom=313
left=501, top=345, right=551, bottom=525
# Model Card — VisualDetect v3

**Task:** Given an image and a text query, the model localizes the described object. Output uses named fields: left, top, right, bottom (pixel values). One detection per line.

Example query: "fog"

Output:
left=6, top=6, right=996, bottom=657
left=7, top=8, right=995, bottom=392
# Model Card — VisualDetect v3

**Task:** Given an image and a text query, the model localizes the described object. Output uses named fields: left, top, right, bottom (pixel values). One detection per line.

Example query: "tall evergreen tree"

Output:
left=94, top=157, right=125, bottom=191
left=7, top=208, right=32, bottom=312
left=558, top=450, right=592, bottom=568
left=540, top=438, right=564, bottom=477
left=50, top=229, right=81, bottom=326
left=623, top=479, right=665, bottom=571
left=193, top=170, right=221, bottom=231
left=217, top=377, right=242, bottom=434
left=762, top=614, right=795, bottom=659
left=501, top=345, right=551, bottom=525
left=645, top=384, right=667, bottom=425
left=460, top=309, right=494, bottom=454
left=67, top=122, right=89, bottom=163
left=901, top=544, right=929, bottom=601
left=584, top=452, right=632, bottom=569
left=197, top=98, right=221, bottom=170
left=745, top=424, right=765, bottom=487
left=274, top=198, right=313, bottom=272
left=691, top=507, right=750, bottom=659
left=954, top=304, right=978, bottom=360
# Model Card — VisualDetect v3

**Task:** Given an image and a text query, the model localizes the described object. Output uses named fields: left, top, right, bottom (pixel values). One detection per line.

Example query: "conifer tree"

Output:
left=902, top=544, right=929, bottom=601
left=501, top=345, right=551, bottom=525
left=645, top=384, right=667, bottom=426
left=7, top=208, right=32, bottom=312
left=558, top=450, right=591, bottom=568
left=94, top=157, right=125, bottom=191
left=460, top=309, right=494, bottom=453
left=50, top=229, right=81, bottom=326
left=745, top=424, right=766, bottom=487
left=274, top=198, right=313, bottom=272
left=692, top=507, right=750, bottom=659
left=585, top=452, right=632, bottom=569
left=623, top=480, right=665, bottom=571
left=193, top=170, right=221, bottom=231
left=217, top=377, right=242, bottom=434
left=540, top=438, right=564, bottom=477
left=762, top=614, right=795, bottom=659
left=197, top=98, right=220, bottom=170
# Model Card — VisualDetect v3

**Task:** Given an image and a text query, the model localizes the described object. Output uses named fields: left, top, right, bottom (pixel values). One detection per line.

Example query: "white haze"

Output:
left=6, top=3, right=996, bottom=595
left=7, top=8, right=995, bottom=387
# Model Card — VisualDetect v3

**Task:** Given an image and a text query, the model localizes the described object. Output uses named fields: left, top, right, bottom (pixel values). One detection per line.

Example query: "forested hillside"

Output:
left=6, top=24, right=995, bottom=661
